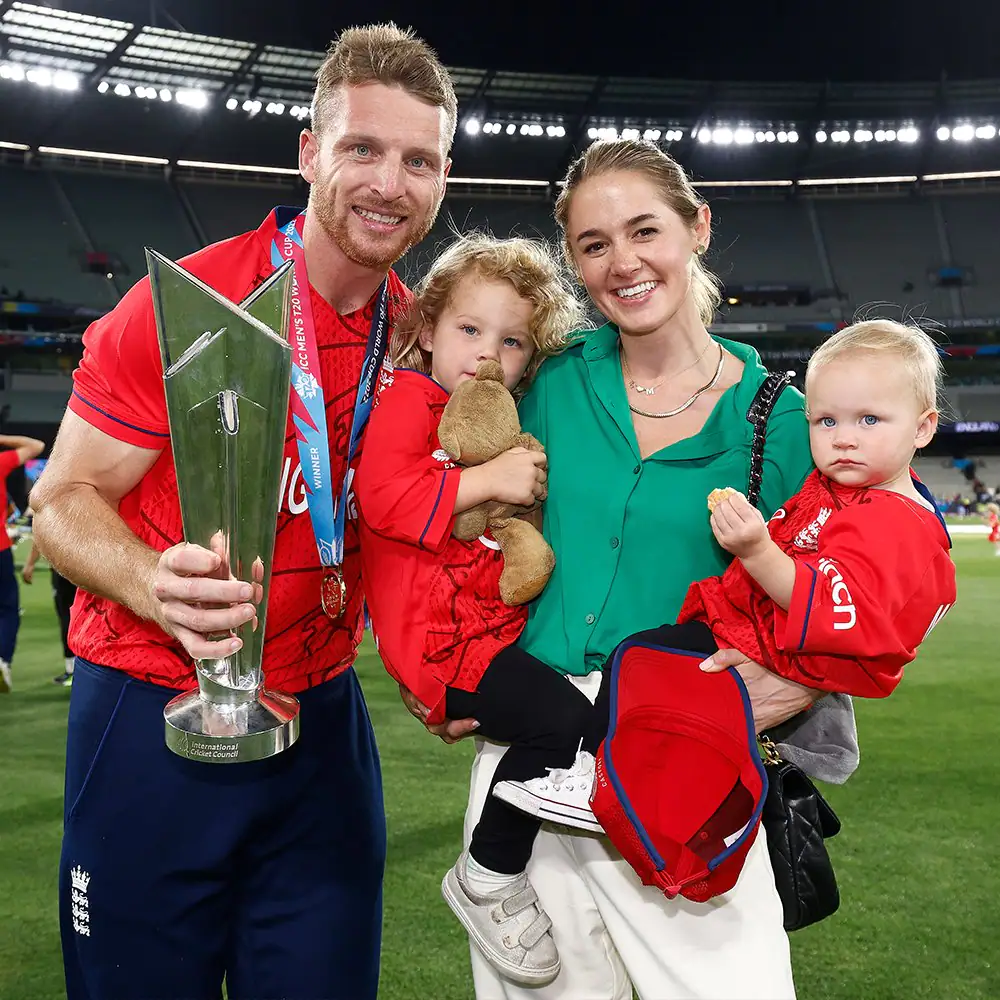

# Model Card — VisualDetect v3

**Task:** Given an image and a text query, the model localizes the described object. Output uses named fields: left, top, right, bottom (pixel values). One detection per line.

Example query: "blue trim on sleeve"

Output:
left=72, top=390, right=171, bottom=439
left=797, top=563, right=818, bottom=650
left=418, top=471, right=449, bottom=549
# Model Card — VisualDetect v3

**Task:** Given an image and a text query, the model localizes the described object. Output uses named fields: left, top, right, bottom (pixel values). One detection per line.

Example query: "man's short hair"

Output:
left=311, top=22, right=458, bottom=148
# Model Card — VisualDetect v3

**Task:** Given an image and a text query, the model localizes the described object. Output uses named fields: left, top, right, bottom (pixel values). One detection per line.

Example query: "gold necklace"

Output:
left=623, top=342, right=725, bottom=419
left=620, top=337, right=713, bottom=396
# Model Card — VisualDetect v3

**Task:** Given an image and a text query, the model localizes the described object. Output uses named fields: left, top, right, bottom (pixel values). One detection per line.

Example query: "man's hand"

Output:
left=710, top=492, right=770, bottom=559
left=398, top=683, right=479, bottom=744
left=151, top=536, right=260, bottom=661
left=700, top=648, right=820, bottom=732
left=21, top=562, right=34, bottom=585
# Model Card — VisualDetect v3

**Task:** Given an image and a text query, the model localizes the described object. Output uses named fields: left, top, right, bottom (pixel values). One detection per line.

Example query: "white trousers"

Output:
left=462, top=673, right=797, bottom=1000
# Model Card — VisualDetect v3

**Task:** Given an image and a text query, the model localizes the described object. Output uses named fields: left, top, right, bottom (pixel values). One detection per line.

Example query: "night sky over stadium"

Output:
left=44, top=0, right=1000, bottom=82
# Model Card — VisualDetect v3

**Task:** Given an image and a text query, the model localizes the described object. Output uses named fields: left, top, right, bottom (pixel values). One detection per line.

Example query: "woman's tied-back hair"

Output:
left=311, top=22, right=457, bottom=147
left=806, top=319, right=943, bottom=412
left=554, top=139, right=722, bottom=327
left=393, top=233, right=589, bottom=395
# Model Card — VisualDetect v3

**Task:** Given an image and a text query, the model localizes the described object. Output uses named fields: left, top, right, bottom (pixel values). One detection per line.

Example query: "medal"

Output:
left=320, top=568, right=347, bottom=619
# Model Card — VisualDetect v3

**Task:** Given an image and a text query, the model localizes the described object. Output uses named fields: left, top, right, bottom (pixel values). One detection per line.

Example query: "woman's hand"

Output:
left=398, top=683, right=480, bottom=744
left=483, top=448, right=548, bottom=506
left=700, top=648, right=820, bottom=732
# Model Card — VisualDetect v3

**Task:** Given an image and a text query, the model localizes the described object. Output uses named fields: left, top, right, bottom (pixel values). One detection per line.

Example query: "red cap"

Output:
left=591, top=640, right=766, bottom=902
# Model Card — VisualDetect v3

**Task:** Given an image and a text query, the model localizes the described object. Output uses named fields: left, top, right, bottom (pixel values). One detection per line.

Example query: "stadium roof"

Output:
left=3, top=0, right=1000, bottom=188
left=34, top=0, right=1000, bottom=84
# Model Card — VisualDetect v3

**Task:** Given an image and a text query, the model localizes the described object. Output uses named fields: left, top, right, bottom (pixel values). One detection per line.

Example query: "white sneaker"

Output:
left=0, top=659, right=10, bottom=693
left=442, top=851, right=560, bottom=986
left=493, top=750, right=602, bottom=833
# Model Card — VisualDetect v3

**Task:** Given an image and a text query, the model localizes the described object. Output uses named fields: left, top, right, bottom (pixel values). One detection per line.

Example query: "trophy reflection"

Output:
left=147, top=250, right=300, bottom=762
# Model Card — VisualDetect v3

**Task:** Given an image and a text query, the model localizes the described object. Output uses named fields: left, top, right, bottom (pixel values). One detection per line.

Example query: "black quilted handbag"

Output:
left=759, top=737, right=842, bottom=930
left=746, top=374, right=843, bottom=932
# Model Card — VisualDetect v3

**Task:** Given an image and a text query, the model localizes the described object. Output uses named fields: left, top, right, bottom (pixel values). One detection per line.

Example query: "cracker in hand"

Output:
left=707, top=487, right=743, bottom=513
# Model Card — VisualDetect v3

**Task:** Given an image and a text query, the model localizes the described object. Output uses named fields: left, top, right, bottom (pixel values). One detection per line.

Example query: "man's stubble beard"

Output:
left=312, top=187, right=444, bottom=272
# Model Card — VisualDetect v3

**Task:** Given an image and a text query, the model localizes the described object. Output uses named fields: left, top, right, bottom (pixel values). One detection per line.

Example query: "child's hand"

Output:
left=484, top=447, right=548, bottom=506
left=710, top=492, right=770, bottom=558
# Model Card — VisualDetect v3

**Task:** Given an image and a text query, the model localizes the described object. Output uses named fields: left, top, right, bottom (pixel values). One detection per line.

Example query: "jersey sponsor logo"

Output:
left=817, top=556, right=856, bottom=631
left=278, top=458, right=359, bottom=521
left=431, top=448, right=456, bottom=469
left=794, top=507, right=832, bottom=551
left=69, top=865, right=92, bottom=937
left=279, top=458, right=311, bottom=515
left=921, top=603, right=953, bottom=641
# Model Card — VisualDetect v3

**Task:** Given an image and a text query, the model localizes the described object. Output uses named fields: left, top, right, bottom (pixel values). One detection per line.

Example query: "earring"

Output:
left=694, top=244, right=707, bottom=257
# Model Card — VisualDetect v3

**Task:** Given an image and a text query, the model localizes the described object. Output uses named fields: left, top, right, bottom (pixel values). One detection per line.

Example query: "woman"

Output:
left=403, top=138, right=819, bottom=999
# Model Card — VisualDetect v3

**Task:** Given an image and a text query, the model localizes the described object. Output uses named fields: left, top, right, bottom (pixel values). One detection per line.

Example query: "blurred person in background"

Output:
left=22, top=532, right=78, bottom=685
left=0, top=432, right=45, bottom=692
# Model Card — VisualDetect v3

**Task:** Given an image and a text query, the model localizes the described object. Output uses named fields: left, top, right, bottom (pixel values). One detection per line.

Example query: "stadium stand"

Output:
left=6, top=160, right=1000, bottom=332
left=178, top=178, right=302, bottom=247
left=940, top=194, right=1000, bottom=319
left=54, top=170, right=198, bottom=292
left=3, top=4, right=1000, bottom=451
left=0, top=164, right=113, bottom=309
left=912, top=457, right=976, bottom=500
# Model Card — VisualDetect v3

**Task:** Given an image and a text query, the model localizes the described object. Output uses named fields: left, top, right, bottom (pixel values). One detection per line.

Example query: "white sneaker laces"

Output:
left=534, top=751, right=595, bottom=792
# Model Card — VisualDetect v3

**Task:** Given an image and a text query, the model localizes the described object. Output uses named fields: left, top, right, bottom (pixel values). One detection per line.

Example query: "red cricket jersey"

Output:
left=68, top=209, right=410, bottom=692
left=353, top=369, right=527, bottom=723
left=988, top=512, right=998, bottom=543
left=679, top=471, right=957, bottom=697
left=0, top=450, right=21, bottom=553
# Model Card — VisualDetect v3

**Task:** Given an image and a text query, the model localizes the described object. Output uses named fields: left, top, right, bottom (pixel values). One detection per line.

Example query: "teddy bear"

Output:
left=436, top=360, right=555, bottom=606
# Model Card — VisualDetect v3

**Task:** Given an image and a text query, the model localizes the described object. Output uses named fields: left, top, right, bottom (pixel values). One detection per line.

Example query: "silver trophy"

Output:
left=147, top=249, right=300, bottom=763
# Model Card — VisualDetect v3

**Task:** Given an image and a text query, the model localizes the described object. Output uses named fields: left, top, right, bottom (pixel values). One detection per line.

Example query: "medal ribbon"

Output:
left=269, top=207, right=390, bottom=572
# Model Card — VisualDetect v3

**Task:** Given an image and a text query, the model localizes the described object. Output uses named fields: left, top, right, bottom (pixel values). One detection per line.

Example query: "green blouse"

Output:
left=517, top=323, right=813, bottom=676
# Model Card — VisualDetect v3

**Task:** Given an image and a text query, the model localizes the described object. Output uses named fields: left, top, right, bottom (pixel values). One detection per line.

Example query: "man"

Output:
left=22, top=533, right=78, bottom=686
left=0, top=432, right=44, bottom=691
left=30, top=23, right=456, bottom=1000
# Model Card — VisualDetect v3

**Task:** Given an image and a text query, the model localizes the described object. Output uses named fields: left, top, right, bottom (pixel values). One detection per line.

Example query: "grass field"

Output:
left=1, top=537, right=997, bottom=1000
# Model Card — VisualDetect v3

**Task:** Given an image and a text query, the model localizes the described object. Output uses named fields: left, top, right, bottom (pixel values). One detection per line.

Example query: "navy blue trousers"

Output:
left=0, top=548, right=20, bottom=663
left=60, top=658, right=386, bottom=1000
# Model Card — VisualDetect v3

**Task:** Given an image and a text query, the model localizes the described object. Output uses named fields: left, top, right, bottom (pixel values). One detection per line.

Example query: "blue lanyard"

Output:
left=269, top=208, right=390, bottom=568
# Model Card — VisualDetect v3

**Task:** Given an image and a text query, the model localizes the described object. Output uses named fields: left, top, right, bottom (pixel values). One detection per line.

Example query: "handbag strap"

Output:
left=746, top=372, right=792, bottom=757
left=745, top=371, right=792, bottom=509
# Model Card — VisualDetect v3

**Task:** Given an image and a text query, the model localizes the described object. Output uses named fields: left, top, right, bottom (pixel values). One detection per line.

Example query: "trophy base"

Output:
left=164, top=688, right=300, bottom=763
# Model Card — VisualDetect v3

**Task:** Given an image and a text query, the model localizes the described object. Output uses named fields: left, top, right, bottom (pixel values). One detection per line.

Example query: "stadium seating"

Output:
left=3, top=159, right=1000, bottom=438
left=4, top=160, right=1000, bottom=330
left=912, top=457, right=974, bottom=500
left=178, top=178, right=302, bottom=248
left=0, top=164, right=114, bottom=309
left=55, top=171, right=197, bottom=296
left=939, top=194, right=1000, bottom=319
